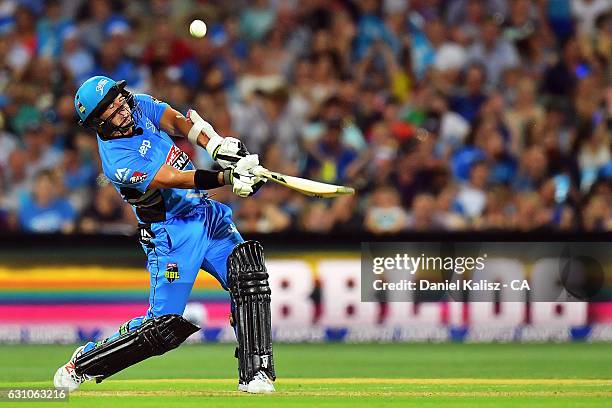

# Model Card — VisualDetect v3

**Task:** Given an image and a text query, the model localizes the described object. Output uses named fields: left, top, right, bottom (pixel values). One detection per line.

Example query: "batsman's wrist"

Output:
left=223, top=169, right=233, bottom=185
left=205, top=134, right=223, bottom=158
left=194, top=169, right=224, bottom=190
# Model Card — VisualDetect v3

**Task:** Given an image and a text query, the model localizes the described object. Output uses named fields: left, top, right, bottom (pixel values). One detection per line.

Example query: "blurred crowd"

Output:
left=0, top=0, right=610, bottom=235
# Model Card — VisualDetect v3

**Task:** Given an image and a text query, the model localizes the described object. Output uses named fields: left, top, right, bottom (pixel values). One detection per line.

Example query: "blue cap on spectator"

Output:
left=106, top=20, right=130, bottom=37
left=102, top=17, right=129, bottom=37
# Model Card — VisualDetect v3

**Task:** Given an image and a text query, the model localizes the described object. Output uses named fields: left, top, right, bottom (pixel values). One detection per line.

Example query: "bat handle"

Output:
left=251, top=165, right=269, bottom=178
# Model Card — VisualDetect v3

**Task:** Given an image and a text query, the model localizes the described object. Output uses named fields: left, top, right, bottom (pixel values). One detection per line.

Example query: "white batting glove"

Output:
left=212, top=137, right=250, bottom=169
left=223, top=154, right=265, bottom=197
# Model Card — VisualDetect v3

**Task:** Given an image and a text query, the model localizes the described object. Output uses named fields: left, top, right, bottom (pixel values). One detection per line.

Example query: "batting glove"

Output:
left=223, top=154, right=266, bottom=197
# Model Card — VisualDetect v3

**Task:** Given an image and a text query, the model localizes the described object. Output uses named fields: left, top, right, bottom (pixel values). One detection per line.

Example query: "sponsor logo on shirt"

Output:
left=165, top=145, right=190, bottom=170
left=115, top=167, right=130, bottom=182
left=139, top=140, right=151, bottom=156
left=129, top=171, right=148, bottom=184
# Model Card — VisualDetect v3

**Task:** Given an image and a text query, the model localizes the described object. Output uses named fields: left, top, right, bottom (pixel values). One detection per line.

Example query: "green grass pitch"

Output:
left=1, top=343, right=611, bottom=407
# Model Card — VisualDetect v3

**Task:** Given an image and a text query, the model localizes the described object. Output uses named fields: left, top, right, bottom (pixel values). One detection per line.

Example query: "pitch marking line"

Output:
left=73, top=391, right=612, bottom=398
left=6, top=378, right=612, bottom=388
left=107, top=378, right=612, bottom=385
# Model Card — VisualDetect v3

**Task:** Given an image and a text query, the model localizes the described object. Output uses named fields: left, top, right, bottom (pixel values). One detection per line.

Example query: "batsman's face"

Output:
left=100, top=94, right=134, bottom=135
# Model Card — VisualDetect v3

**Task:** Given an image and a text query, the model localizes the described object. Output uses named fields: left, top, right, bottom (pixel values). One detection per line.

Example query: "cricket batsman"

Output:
left=53, top=76, right=276, bottom=393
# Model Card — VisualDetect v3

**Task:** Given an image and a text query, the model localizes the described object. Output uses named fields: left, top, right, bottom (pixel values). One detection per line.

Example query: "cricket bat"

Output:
left=251, top=166, right=355, bottom=198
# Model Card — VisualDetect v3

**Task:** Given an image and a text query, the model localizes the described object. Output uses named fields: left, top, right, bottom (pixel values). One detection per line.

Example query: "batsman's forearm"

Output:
left=171, top=113, right=211, bottom=149
left=160, top=106, right=216, bottom=149
left=149, top=166, right=225, bottom=190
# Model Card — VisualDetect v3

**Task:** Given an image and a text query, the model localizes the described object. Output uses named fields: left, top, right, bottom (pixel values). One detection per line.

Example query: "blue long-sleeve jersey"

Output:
left=97, top=94, right=207, bottom=223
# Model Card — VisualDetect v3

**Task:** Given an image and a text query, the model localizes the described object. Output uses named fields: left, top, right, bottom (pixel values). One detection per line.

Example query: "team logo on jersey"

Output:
left=96, top=78, right=109, bottom=95
left=129, top=171, right=148, bottom=184
left=165, top=262, right=180, bottom=283
left=114, top=167, right=130, bottom=182
left=165, top=145, right=190, bottom=170
left=139, top=139, right=151, bottom=156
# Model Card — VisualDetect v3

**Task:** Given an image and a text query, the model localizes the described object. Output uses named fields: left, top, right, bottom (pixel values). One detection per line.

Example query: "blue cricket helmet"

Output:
left=74, top=75, right=140, bottom=138
left=74, top=75, right=117, bottom=123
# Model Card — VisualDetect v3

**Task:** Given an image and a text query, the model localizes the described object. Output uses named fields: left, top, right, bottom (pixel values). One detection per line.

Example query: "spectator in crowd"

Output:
left=364, top=185, right=409, bottom=234
left=583, top=194, right=610, bottom=231
left=1, top=149, right=31, bottom=218
left=13, top=6, right=37, bottom=59
left=475, top=187, right=512, bottom=230
left=299, top=201, right=335, bottom=232
left=514, top=145, right=549, bottom=192
left=577, top=120, right=611, bottom=191
left=59, top=138, right=97, bottom=212
left=540, top=36, right=583, bottom=100
left=406, top=193, right=445, bottom=231
left=92, top=35, right=143, bottom=92
left=21, top=123, right=63, bottom=180
left=18, top=169, right=75, bottom=233
left=449, top=63, right=488, bottom=123
left=60, top=26, right=95, bottom=87
left=435, top=185, right=468, bottom=230
left=456, top=160, right=489, bottom=219
left=77, top=0, right=125, bottom=52
left=0, top=114, right=17, bottom=171
left=240, top=0, right=276, bottom=43
left=36, top=0, right=72, bottom=58
left=142, top=18, right=192, bottom=69
left=512, top=192, right=551, bottom=231
left=467, top=17, right=520, bottom=85
left=235, top=197, right=290, bottom=234
left=303, top=117, right=358, bottom=184
left=79, top=183, right=135, bottom=234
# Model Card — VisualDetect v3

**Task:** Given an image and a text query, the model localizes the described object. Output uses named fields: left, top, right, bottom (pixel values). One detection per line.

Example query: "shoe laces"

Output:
left=254, top=371, right=272, bottom=383
left=65, top=361, right=87, bottom=384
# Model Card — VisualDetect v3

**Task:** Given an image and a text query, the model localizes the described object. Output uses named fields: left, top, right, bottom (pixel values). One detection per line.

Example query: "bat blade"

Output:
left=253, top=167, right=355, bottom=198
